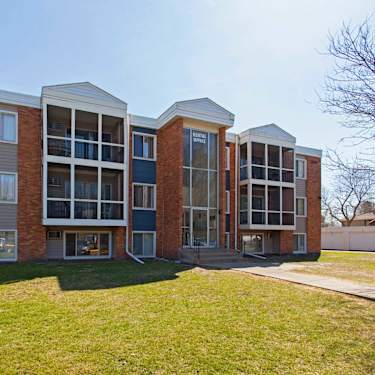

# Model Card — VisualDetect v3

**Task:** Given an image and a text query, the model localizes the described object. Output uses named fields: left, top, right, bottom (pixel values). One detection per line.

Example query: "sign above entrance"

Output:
left=192, top=131, right=207, bottom=144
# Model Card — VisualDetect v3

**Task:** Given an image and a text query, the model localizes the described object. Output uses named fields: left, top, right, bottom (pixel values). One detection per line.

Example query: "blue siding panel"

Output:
left=133, top=210, right=156, bottom=231
left=226, top=171, right=230, bottom=191
left=226, top=214, right=230, bottom=232
left=132, top=126, right=157, bottom=135
left=132, top=159, right=156, bottom=184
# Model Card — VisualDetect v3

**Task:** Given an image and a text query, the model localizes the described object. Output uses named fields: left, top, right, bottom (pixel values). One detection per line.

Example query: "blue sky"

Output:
left=1, top=0, right=374, bottom=183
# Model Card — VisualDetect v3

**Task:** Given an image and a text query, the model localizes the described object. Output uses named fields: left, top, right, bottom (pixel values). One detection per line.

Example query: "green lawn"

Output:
left=0, top=261, right=374, bottom=374
left=291, top=250, right=375, bottom=285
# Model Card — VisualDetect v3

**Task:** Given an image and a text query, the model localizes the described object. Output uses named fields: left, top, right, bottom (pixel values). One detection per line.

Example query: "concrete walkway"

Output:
left=211, top=262, right=375, bottom=301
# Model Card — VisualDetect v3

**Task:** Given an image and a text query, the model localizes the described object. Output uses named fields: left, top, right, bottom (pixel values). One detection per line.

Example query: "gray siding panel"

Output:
left=296, top=179, right=306, bottom=197
left=0, top=143, right=17, bottom=172
left=47, top=239, right=64, bottom=259
left=296, top=217, right=307, bottom=233
left=0, top=204, right=17, bottom=229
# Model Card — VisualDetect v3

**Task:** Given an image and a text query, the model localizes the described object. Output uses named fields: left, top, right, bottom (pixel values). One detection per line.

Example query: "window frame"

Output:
left=0, top=229, right=17, bottom=262
left=0, top=171, right=17, bottom=204
left=0, top=110, right=18, bottom=144
left=293, top=233, right=306, bottom=254
left=226, top=190, right=230, bottom=214
left=225, top=146, right=230, bottom=170
left=296, top=197, right=307, bottom=217
left=132, top=132, right=157, bottom=161
left=132, top=231, right=156, bottom=258
left=295, top=158, right=307, bottom=179
left=133, top=183, right=156, bottom=210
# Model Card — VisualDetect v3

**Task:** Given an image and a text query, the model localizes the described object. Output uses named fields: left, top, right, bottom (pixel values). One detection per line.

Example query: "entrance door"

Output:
left=242, top=234, right=263, bottom=255
left=192, top=209, right=208, bottom=247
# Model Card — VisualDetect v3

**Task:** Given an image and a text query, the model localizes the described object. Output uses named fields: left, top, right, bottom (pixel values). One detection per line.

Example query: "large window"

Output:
left=133, top=184, right=155, bottom=209
left=296, top=198, right=306, bottom=216
left=240, top=143, right=248, bottom=180
left=268, top=185, right=280, bottom=225
left=0, top=111, right=17, bottom=143
left=240, top=185, right=248, bottom=224
left=101, top=168, right=124, bottom=219
left=132, top=232, right=155, bottom=257
left=65, top=232, right=110, bottom=258
left=0, top=173, right=16, bottom=203
left=133, top=133, right=155, bottom=160
left=252, top=184, right=265, bottom=224
left=225, top=147, right=230, bottom=170
left=282, top=187, right=294, bottom=225
left=296, top=158, right=306, bottom=179
left=0, top=231, right=16, bottom=261
left=293, top=234, right=306, bottom=254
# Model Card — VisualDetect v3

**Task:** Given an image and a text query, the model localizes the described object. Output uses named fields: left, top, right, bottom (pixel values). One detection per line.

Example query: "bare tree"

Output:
left=322, top=150, right=375, bottom=226
left=320, top=18, right=375, bottom=145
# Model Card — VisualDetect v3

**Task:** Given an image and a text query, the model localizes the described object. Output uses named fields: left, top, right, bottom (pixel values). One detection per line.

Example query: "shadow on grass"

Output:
left=0, top=260, right=192, bottom=291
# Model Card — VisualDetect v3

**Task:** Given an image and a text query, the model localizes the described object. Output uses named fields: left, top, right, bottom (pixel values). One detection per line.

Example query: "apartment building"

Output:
left=0, top=82, right=321, bottom=262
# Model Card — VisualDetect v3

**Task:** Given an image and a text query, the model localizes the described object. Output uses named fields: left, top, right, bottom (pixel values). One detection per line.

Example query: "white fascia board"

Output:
left=0, top=89, right=41, bottom=109
left=295, top=145, right=322, bottom=158
left=129, top=114, right=158, bottom=129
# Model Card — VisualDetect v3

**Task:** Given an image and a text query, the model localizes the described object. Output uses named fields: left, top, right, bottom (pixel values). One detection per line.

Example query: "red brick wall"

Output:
left=306, top=156, right=321, bottom=254
left=218, top=128, right=226, bottom=247
left=229, top=142, right=236, bottom=250
left=280, top=230, right=293, bottom=255
left=156, top=118, right=183, bottom=258
left=16, top=105, right=46, bottom=261
left=113, top=227, right=126, bottom=259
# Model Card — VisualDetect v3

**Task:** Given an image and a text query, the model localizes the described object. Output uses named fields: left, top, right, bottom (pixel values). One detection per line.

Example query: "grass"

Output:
left=290, top=250, right=375, bottom=285
left=0, top=261, right=374, bottom=374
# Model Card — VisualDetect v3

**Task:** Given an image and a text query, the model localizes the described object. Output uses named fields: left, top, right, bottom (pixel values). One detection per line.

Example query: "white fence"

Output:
left=322, top=226, right=375, bottom=251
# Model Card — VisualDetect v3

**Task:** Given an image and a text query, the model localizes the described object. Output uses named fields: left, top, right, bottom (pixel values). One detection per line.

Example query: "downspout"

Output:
left=234, top=134, right=239, bottom=251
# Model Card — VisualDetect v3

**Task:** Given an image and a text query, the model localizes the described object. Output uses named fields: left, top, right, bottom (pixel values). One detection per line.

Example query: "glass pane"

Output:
left=146, top=186, right=154, bottom=208
left=240, top=143, right=247, bottom=166
left=282, top=170, right=294, bottom=183
left=183, top=168, right=190, bottom=206
left=101, top=203, right=123, bottom=219
left=282, top=213, right=294, bottom=225
left=102, top=115, right=124, bottom=144
left=193, top=209, right=207, bottom=246
left=252, top=185, right=265, bottom=210
left=268, top=186, right=280, bottom=211
left=296, top=199, right=305, bottom=216
left=74, top=202, right=97, bottom=219
left=209, top=209, right=217, bottom=247
left=240, top=185, right=248, bottom=211
left=252, top=211, right=265, bottom=224
left=209, top=171, right=217, bottom=208
left=48, top=138, right=71, bottom=157
left=252, top=166, right=265, bottom=180
left=76, top=233, right=99, bottom=256
left=240, top=166, right=248, bottom=181
left=192, top=169, right=208, bottom=207
left=133, top=233, right=143, bottom=256
left=75, top=110, right=98, bottom=141
left=240, top=211, right=248, bottom=225
left=242, top=235, right=262, bottom=254
left=0, top=174, right=16, bottom=202
left=282, top=147, right=294, bottom=169
left=65, top=233, right=76, bottom=256
left=182, top=228, right=190, bottom=247
left=267, top=168, right=280, bottom=181
left=268, top=213, right=280, bottom=225
left=252, top=142, right=265, bottom=165
left=48, top=163, right=70, bottom=199
left=75, top=142, right=98, bottom=160
left=75, top=166, right=98, bottom=199
left=47, top=105, right=71, bottom=137
left=143, top=234, right=154, bottom=256
left=183, top=128, right=191, bottom=167
left=182, top=208, right=190, bottom=247
left=282, top=187, right=294, bottom=212
left=209, top=133, right=217, bottom=170
left=144, top=136, right=154, bottom=159
left=0, top=231, right=16, bottom=260
left=47, top=200, right=70, bottom=218
left=268, top=145, right=280, bottom=167
left=133, top=134, right=143, bottom=157
left=102, top=145, right=124, bottom=163
left=293, top=235, right=299, bottom=252
left=101, top=169, right=123, bottom=201
left=296, top=159, right=305, bottom=178
left=0, top=114, right=16, bottom=142
left=99, top=233, right=110, bottom=256
left=134, top=185, right=144, bottom=207
left=192, top=130, right=208, bottom=169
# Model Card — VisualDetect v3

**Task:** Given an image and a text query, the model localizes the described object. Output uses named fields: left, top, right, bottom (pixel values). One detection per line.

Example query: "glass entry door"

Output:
left=192, top=209, right=208, bottom=247
left=242, top=234, right=263, bottom=255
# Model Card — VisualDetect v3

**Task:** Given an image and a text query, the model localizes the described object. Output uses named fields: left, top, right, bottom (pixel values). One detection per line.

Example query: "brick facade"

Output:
left=306, top=156, right=321, bottom=254
left=16, top=105, right=47, bottom=261
left=113, top=226, right=126, bottom=259
left=156, top=118, right=183, bottom=258
left=218, top=127, right=226, bottom=248
left=279, top=230, right=294, bottom=255
left=229, top=142, right=236, bottom=250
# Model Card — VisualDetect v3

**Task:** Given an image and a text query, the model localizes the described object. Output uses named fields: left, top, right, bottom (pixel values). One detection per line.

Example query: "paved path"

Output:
left=210, top=262, right=375, bottom=301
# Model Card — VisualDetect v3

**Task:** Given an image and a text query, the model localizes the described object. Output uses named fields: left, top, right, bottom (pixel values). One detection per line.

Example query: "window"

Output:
left=296, top=159, right=306, bottom=179
left=47, top=231, right=62, bottom=240
left=240, top=143, right=248, bottom=181
left=133, top=184, right=155, bottom=209
left=0, top=173, right=16, bottom=203
left=252, top=166, right=265, bottom=180
left=252, top=142, right=265, bottom=165
left=267, top=145, right=280, bottom=167
left=133, top=133, right=155, bottom=160
left=132, top=232, right=155, bottom=257
left=226, top=191, right=230, bottom=214
left=65, top=232, right=110, bottom=258
left=0, top=231, right=16, bottom=261
left=282, top=187, right=295, bottom=226
left=225, top=147, right=230, bottom=170
left=282, top=147, right=294, bottom=169
left=240, top=185, right=248, bottom=224
left=0, top=111, right=17, bottom=143
left=296, top=198, right=306, bottom=216
left=293, top=234, right=306, bottom=253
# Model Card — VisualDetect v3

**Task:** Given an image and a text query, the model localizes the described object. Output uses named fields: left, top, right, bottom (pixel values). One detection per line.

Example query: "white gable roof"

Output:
left=42, top=82, right=127, bottom=111
left=158, top=97, right=234, bottom=127
left=241, top=123, right=296, bottom=144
